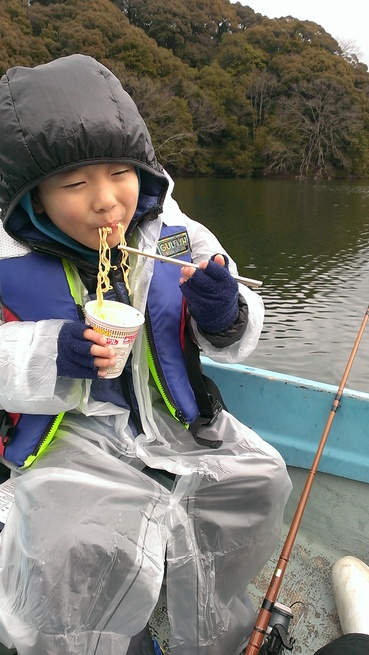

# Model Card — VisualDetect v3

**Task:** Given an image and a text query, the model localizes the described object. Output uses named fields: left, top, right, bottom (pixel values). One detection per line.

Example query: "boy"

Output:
left=0, top=54, right=291, bottom=655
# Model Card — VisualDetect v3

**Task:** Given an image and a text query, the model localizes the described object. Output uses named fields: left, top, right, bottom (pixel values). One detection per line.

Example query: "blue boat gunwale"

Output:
left=201, top=357, right=369, bottom=484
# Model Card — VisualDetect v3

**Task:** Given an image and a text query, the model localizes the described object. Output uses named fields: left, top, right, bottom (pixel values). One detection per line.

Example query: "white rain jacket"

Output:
left=0, top=54, right=291, bottom=655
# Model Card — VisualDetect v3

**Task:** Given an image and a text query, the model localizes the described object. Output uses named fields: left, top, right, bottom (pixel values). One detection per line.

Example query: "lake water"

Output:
left=173, top=177, right=369, bottom=393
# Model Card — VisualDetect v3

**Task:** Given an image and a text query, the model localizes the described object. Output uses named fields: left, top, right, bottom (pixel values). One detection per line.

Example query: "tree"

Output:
left=244, top=17, right=340, bottom=60
left=338, top=38, right=364, bottom=66
left=215, top=31, right=265, bottom=76
left=247, top=70, right=277, bottom=136
left=115, top=0, right=239, bottom=67
left=266, top=78, right=364, bottom=177
left=1, top=0, right=369, bottom=177
left=119, top=74, right=196, bottom=172
left=0, top=0, right=49, bottom=73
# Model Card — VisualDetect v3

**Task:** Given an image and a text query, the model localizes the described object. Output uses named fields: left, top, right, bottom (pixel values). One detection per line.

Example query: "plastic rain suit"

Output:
left=0, top=55, right=292, bottom=655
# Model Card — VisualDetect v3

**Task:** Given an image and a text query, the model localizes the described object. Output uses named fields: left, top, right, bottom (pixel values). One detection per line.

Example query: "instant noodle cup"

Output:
left=84, top=300, right=145, bottom=379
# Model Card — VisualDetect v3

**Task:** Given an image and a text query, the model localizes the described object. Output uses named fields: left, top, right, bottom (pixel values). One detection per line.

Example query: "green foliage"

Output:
left=0, top=0, right=369, bottom=178
left=0, top=0, right=49, bottom=71
left=115, top=0, right=240, bottom=66
left=215, top=32, right=266, bottom=76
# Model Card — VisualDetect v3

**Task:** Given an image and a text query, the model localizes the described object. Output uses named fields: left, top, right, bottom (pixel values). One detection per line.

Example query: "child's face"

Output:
left=32, top=163, right=139, bottom=250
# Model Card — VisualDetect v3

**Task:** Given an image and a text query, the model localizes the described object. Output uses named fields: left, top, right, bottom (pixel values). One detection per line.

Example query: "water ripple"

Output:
left=174, top=177, right=369, bottom=392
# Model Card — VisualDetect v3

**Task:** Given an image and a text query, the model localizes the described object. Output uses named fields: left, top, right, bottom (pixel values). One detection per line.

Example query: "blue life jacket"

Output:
left=0, top=224, right=219, bottom=467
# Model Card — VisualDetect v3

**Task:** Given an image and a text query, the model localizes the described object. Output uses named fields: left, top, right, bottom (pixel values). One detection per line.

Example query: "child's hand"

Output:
left=180, top=254, right=226, bottom=282
left=83, top=328, right=117, bottom=377
left=179, top=254, right=239, bottom=334
left=57, top=322, right=116, bottom=379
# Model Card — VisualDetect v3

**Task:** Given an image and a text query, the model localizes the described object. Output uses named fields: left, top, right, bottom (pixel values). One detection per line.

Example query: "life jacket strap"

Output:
left=183, top=327, right=226, bottom=449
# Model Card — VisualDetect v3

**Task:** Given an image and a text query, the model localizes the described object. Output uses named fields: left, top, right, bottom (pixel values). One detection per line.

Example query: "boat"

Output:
left=149, top=358, right=369, bottom=654
left=1, top=360, right=368, bottom=655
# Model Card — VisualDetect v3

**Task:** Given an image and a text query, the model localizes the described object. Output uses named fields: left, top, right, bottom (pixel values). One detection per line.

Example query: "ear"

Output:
left=31, top=189, right=44, bottom=214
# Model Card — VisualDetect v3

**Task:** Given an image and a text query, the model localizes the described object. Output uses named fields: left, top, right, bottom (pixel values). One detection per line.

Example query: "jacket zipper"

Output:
left=109, top=269, right=143, bottom=434
left=21, top=412, right=65, bottom=469
left=145, top=309, right=189, bottom=428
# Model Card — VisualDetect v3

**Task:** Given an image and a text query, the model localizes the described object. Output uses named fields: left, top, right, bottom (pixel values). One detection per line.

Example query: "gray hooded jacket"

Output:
left=0, top=54, right=167, bottom=235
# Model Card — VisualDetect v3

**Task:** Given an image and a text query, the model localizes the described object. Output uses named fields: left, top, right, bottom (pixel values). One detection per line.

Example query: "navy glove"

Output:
left=57, top=321, right=98, bottom=379
left=180, top=254, right=239, bottom=333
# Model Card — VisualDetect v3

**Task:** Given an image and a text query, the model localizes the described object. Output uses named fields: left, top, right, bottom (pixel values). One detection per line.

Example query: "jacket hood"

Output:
left=0, top=54, right=168, bottom=239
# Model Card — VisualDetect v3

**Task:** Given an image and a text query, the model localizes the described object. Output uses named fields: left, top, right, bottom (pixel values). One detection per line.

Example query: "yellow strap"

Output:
left=22, top=262, right=82, bottom=468
left=62, top=259, right=84, bottom=305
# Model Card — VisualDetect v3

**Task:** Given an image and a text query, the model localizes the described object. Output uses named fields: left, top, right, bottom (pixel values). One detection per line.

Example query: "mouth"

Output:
left=98, top=222, right=121, bottom=233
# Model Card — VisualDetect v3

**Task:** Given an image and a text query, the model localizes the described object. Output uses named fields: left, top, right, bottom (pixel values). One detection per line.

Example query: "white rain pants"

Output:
left=0, top=414, right=291, bottom=655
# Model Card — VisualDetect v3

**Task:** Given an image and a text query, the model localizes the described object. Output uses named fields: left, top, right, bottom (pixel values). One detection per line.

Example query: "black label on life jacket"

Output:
left=157, top=231, right=190, bottom=258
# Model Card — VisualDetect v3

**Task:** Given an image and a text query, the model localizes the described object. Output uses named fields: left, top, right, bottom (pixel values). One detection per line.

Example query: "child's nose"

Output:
left=92, top=186, right=116, bottom=212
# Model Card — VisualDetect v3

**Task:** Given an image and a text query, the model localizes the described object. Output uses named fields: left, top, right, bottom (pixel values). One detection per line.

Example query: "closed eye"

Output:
left=62, top=180, right=85, bottom=189
left=112, top=169, right=131, bottom=177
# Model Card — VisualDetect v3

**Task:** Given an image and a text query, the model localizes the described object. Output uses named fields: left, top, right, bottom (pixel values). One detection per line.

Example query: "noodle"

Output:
left=96, top=225, right=131, bottom=314
left=118, top=223, right=131, bottom=295
left=96, top=227, right=113, bottom=312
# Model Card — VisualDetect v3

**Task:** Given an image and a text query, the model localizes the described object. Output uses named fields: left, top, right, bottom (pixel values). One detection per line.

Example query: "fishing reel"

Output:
left=260, top=602, right=295, bottom=655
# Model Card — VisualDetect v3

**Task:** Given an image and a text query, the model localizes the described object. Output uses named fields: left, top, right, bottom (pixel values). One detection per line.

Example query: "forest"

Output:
left=1, top=0, right=369, bottom=178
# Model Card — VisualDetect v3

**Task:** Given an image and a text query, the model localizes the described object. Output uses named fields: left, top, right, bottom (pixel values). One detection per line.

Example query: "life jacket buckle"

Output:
left=204, top=397, right=223, bottom=427
left=189, top=397, right=224, bottom=449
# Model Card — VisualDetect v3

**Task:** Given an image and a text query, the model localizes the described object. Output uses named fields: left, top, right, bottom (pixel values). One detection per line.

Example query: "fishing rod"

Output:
left=118, top=245, right=263, bottom=288
left=244, top=304, right=369, bottom=655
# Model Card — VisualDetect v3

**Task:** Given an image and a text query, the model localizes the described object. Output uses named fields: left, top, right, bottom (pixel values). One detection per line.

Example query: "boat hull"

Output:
left=202, top=358, right=369, bottom=484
